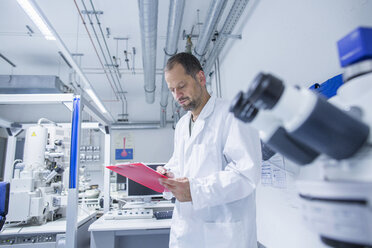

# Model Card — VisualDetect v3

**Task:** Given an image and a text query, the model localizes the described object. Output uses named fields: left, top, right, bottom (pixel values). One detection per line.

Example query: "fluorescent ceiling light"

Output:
left=16, top=0, right=109, bottom=118
left=16, top=0, right=56, bottom=40
left=86, top=89, right=108, bottom=114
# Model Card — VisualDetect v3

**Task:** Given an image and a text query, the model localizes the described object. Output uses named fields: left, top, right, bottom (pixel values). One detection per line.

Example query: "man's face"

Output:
left=165, top=63, right=204, bottom=111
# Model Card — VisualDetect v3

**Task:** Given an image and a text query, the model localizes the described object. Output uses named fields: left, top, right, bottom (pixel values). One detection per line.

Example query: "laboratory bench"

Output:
left=89, top=201, right=174, bottom=248
left=0, top=210, right=97, bottom=248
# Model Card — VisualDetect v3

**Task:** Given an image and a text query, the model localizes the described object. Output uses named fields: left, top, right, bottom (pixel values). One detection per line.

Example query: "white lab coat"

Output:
left=165, top=95, right=261, bottom=248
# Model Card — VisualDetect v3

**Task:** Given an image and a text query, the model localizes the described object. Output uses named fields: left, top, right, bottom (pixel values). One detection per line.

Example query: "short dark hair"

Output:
left=165, top=52, right=203, bottom=79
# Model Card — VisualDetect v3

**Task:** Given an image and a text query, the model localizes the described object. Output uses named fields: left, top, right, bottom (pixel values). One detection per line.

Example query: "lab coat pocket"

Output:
left=189, top=144, right=220, bottom=177
left=203, top=221, right=244, bottom=248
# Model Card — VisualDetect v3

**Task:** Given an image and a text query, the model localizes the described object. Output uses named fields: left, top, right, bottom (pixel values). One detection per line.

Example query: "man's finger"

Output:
left=159, top=178, right=178, bottom=188
left=160, top=178, right=176, bottom=184
left=175, top=177, right=187, bottom=182
left=156, top=166, right=167, bottom=175
left=165, top=172, right=175, bottom=178
left=161, top=180, right=177, bottom=188
left=162, top=184, right=176, bottom=191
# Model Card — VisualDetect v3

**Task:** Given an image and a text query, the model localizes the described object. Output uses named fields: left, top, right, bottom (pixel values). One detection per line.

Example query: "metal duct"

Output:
left=0, top=75, right=68, bottom=94
left=194, top=0, right=228, bottom=62
left=138, top=0, right=158, bottom=104
left=111, top=124, right=160, bottom=130
left=160, top=0, right=185, bottom=127
left=204, top=0, right=250, bottom=75
left=111, top=121, right=172, bottom=130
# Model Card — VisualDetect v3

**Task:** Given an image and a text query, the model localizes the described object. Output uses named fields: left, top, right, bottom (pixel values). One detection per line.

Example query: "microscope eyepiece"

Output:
left=229, top=91, right=245, bottom=115
left=230, top=91, right=259, bottom=123
left=247, top=73, right=285, bottom=110
left=230, top=71, right=370, bottom=163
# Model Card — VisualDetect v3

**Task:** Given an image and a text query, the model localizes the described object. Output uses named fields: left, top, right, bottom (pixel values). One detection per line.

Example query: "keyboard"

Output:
left=104, top=209, right=153, bottom=220
left=153, top=210, right=173, bottom=220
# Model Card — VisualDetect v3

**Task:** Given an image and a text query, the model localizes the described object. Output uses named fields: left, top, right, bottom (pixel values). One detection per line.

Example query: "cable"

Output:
left=89, top=0, right=126, bottom=101
left=81, top=0, right=122, bottom=97
left=37, top=118, right=58, bottom=126
left=81, top=0, right=122, bottom=99
left=216, top=56, right=222, bottom=98
left=72, top=0, right=119, bottom=100
left=85, top=0, right=129, bottom=120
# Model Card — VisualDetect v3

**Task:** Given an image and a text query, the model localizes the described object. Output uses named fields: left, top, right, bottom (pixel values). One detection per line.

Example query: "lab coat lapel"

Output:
left=184, top=96, right=216, bottom=154
left=187, top=117, right=204, bottom=145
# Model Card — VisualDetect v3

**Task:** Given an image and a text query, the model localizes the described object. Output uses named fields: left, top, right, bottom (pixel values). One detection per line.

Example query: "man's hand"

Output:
left=159, top=177, right=192, bottom=202
left=156, top=166, right=174, bottom=178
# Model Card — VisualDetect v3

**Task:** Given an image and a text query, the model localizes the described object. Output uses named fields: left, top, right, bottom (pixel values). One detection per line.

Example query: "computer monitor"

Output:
left=127, top=163, right=165, bottom=198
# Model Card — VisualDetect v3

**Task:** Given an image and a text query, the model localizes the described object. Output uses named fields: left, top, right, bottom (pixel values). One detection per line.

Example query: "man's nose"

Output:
left=174, top=89, right=182, bottom=99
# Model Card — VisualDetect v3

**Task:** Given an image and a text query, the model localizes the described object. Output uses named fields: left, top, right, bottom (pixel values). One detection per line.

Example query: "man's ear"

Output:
left=198, top=70, right=206, bottom=86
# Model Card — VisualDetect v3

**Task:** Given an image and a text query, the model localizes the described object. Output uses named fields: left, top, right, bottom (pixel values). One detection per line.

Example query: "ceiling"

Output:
left=0, top=0, right=239, bottom=124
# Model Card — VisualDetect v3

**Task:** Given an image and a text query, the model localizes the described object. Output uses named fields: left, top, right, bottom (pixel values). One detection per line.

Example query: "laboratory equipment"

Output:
left=230, top=92, right=320, bottom=165
left=153, top=210, right=173, bottom=220
left=77, top=129, right=104, bottom=210
left=116, top=173, right=127, bottom=191
left=230, top=27, right=372, bottom=247
left=0, top=182, right=10, bottom=231
left=6, top=119, right=71, bottom=225
left=0, top=212, right=96, bottom=247
left=103, top=208, right=153, bottom=220
left=231, top=72, right=369, bottom=161
left=309, top=74, right=343, bottom=99
left=127, top=164, right=165, bottom=199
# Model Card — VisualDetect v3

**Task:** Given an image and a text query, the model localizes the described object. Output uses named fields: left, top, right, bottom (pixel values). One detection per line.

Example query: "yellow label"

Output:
left=31, top=132, right=36, bottom=137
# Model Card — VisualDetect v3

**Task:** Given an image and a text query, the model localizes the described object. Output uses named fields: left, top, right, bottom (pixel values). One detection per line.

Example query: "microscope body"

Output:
left=230, top=27, right=372, bottom=247
left=298, top=61, right=372, bottom=247
left=299, top=29, right=372, bottom=247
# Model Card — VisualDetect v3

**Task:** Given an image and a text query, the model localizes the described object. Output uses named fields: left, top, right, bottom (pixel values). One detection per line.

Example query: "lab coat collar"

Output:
left=193, top=94, right=216, bottom=121
left=185, top=95, right=216, bottom=147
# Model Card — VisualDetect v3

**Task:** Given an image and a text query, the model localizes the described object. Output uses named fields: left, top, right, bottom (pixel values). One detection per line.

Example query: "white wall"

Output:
left=219, top=0, right=372, bottom=99
left=217, top=0, right=372, bottom=247
left=111, top=125, right=174, bottom=163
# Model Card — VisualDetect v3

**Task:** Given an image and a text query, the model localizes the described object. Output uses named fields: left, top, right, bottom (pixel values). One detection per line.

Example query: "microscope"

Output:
left=6, top=119, right=70, bottom=225
left=230, top=27, right=372, bottom=247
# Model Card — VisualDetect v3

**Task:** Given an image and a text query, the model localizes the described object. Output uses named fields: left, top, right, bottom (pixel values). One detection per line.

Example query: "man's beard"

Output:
left=179, top=83, right=203, bottom=111
left=180, top=98, right=197, bottom=111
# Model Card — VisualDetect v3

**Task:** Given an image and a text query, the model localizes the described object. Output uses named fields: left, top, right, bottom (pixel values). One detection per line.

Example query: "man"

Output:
left=158, top=52, right=261, bottom=248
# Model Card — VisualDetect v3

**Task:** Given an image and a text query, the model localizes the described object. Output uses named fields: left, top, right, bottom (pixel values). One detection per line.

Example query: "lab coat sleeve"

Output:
left=164, top=151, right=180, bottom=177
left=189, top=116, right=261, bottom=210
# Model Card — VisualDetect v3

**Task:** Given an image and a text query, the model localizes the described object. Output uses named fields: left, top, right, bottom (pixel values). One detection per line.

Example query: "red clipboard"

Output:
left=106, top=163, right=167, bottom=193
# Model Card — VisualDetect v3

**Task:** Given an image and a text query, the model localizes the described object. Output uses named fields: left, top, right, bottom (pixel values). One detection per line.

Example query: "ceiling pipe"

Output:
left=73, top=0, right=119, bottom=102
left=138, top=0, right=158, bottom=104
left=86, top=0, right=129, bottom=122
left=80, top=0, right=122, bottom=102
left=160, top=0, right=185, bottom=127
left=171, top=99, right=186, bottom=129
left=193, top=0, right=228, bottom=64
left=203, top=0, right=250, bottom=76
left=112, top=125, right=161, bottom=130
left=111, top=121, right=173, bottom=130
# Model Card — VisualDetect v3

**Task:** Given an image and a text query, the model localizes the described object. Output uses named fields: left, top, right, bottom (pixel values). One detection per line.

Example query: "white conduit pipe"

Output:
left=193, top=0, right=228, bottom=62
left=138, top=0, right=158, bottom=104
left=203, top=0, right=250, bottom=75
left=160, top=0, right=185, bottom=127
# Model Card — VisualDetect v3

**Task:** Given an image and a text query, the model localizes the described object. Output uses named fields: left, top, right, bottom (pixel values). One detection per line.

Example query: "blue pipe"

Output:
left=69, top=97, right=80, bottom=189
